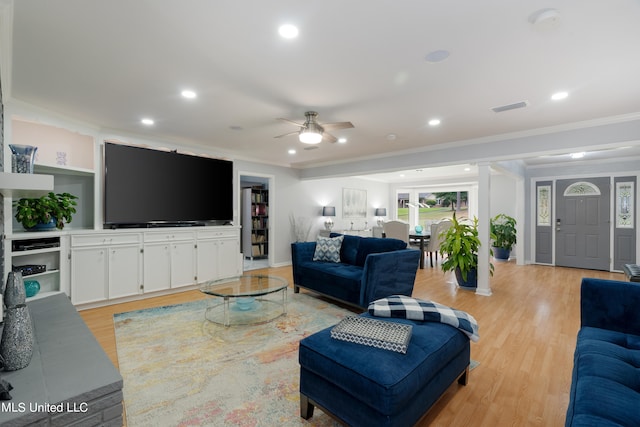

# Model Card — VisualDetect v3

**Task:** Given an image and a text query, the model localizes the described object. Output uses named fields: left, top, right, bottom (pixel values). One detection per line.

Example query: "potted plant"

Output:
left=490, top=214, right=517, bottom=261
left=13, top=192, right=78, bottom=230
left=439, top=213, right=493, bottom=289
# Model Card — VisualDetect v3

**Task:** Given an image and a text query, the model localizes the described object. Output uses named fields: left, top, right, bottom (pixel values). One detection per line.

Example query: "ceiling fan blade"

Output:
left=323, top=132, right=338, bottom=143
left=277, top=118, right=305, bottom=127
left=274, top=131, right=300, bottom=139
left=322, top=121, right=354, bottom=131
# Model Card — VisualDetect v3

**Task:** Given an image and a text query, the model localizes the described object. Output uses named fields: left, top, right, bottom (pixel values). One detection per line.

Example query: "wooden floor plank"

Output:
left=79, top=261, right=624, bottom=426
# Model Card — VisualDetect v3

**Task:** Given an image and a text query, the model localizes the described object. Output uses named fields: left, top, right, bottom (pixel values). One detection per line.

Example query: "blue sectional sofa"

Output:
left=291, top=234, right=421, bottom=308
left=565, top=278, right=640, bottom=426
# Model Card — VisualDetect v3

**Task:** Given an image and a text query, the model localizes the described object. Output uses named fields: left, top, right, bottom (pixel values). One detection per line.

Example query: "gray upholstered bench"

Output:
left=0, top=294, right=123, bottom=426
left=623, top=264, right=640, bottom=282
left=298, top=313, right=471, bottom=426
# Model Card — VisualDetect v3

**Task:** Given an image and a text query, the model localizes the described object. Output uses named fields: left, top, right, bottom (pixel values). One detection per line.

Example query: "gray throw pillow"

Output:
left=313, top=235, right=344, bottom=263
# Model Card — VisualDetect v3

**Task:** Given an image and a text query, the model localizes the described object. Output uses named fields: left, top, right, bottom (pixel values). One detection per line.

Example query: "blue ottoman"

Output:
left=298, top=314, right=470, bottom=426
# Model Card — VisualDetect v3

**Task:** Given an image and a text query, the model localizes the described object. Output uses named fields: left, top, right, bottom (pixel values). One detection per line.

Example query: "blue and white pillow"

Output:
left=313, top=235, right=344, bottom=263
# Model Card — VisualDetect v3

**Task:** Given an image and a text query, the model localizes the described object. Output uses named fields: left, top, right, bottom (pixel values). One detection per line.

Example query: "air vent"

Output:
left=491, top=101, right=528, bottom=113
left=304, top=146, right=319, bottom=151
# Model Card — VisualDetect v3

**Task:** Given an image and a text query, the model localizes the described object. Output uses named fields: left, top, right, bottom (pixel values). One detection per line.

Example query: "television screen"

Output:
left=104, top=142, right=233, bottom=227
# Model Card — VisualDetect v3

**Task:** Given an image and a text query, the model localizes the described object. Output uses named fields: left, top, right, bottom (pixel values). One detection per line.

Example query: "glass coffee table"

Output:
left=200, top=275, right=288, bottom=327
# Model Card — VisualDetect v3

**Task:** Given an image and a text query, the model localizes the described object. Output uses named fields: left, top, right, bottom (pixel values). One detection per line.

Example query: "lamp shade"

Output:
left=375, top=208, right=387, bottom=216
left=322, top=206, right=336, bottom=217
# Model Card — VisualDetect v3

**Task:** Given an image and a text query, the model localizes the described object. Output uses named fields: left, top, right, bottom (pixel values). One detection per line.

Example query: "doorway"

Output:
left=555, top=177, right=610, bottom=271
left=239, top=173, right=274, bottom=271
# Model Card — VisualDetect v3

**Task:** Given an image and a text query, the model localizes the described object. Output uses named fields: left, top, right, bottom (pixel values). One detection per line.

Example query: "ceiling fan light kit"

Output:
left=299, top=128, right=323, bottom=144
left=276, top=111, right=354, bottom=145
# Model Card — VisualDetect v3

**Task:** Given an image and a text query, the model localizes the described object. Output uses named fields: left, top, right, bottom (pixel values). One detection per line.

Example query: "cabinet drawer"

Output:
left=144, top=230, right=196, bottom=243
left=71, top=233, right=141, bottom=247
left=198, top=228, right=239, bottom=240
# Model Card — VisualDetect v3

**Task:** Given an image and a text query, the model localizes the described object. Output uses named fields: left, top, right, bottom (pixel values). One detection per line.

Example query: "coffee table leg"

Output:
left=223, top=296, right=230, bottom=327
left=283, top=287, right=288, bottom=315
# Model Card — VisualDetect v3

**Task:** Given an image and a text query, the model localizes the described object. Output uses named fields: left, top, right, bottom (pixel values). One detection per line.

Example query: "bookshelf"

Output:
left=241, top=187, right=269, bottom=259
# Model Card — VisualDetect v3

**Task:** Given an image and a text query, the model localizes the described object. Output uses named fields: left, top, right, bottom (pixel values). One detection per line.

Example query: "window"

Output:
left=395, top=189, right=469, bottom=228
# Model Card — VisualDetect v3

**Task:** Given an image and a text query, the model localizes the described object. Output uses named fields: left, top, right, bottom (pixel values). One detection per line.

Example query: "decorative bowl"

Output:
left=24, top=280, right=41, bottom=298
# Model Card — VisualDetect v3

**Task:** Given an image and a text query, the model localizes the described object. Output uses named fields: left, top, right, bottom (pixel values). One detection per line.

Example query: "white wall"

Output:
left=489, top=174, right=516, bottom=218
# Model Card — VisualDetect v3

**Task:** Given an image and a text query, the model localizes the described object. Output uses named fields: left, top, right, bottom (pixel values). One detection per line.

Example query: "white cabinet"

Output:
left=143, top=231, right=196, bottom=291
left=70, top=233, right=142, bottom=305
left=65, top=227, right=239, bottom=307
left=217, top=238, right=241, bottom=278
left=197, top=228, right=241, bottom=283
left=70, top=246, right=107, bottom=304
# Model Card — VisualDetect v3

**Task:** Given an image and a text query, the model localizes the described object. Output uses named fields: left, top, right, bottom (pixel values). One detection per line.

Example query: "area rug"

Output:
left=114, top=293, right=351, bottom=426
left=114, top=294, right=480, bottom=426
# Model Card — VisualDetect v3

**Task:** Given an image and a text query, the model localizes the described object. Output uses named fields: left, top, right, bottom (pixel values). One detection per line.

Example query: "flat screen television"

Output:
left=104, top=142, right=233, bottom=228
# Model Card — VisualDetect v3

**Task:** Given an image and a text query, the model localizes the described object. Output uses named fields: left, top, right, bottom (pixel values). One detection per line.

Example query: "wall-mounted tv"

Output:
left=104, top=142, right=233, bottom=228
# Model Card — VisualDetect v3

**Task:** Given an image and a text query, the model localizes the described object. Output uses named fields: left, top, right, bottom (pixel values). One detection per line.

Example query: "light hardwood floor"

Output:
left=79, top=261, right=625, bottom=427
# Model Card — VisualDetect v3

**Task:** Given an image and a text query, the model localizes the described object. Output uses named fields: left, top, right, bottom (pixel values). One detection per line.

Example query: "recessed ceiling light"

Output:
left=464, top=167, right=471, bottom=172
left=181, top=90, right=197, bottom=99
left=338, top=137, right=347, bottom=143
left=570, top=152, right=585, bottom=159
left=278, top=24, right=299, bottom=39
left=425, top=50, right=450, bottom=63
left=288, top=149, right=296, bottom=155
left=551, top=91, right=568, bottom=101
left=141, top=118, right=154, bottom=125
left=428, top=119, right=441, bottom=126
left=386, top=133, right=397, bottom=141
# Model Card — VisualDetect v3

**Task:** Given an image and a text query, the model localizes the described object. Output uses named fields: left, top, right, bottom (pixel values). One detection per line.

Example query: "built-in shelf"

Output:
left=34, top=163, right=94, bottom=177
left=0, top=171, right=54, bottom=197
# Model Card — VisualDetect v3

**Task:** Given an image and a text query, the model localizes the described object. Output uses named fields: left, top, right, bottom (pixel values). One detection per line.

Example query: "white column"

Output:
left=476, top=163, right=492, bottom=296
left=515, top=177, right=525, bottom=265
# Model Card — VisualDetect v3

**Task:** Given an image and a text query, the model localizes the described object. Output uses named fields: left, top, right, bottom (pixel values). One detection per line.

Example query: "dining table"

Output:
left=409, top=231, right=430, bottom=269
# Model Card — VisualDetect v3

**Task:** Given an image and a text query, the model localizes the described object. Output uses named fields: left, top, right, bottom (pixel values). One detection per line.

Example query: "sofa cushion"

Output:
left=296, top=261, right=363, bottom=303
left=313, top=235, right=344, bottom=263
left=355, top=237, right=407, bottom=266
left=566, top=326, right=640, bottom=426
left=332, top=234, right=360, bottom=265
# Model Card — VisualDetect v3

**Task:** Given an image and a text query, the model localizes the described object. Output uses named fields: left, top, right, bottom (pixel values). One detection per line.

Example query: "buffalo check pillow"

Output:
left=313, top=235, right=344, bottom=263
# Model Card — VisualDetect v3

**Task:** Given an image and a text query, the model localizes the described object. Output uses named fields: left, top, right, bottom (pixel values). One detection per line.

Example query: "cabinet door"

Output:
left=143, top=243, right=171, bottom=292
left=196, top=239, right=218, bottom=283
left=218, top=239, right=241, bottom=279
left=171, top=241, right=196, bottom=288
left=71, top=247, right=108, bottom=305
left=109, top=245, right=142, bottom=299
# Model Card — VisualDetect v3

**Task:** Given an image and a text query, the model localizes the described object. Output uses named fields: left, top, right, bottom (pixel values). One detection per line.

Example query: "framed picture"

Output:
left=343, top=188, right=367, bottom=219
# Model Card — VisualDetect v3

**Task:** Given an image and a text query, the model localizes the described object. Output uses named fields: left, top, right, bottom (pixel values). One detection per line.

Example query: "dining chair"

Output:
left=425, top=219, right=452, bottom=267
left=382, top=220, right=410, bottom=247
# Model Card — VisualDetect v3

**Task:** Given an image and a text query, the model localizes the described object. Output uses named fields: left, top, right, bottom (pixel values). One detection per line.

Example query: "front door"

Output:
left=555, top=178, right=610, bottom=271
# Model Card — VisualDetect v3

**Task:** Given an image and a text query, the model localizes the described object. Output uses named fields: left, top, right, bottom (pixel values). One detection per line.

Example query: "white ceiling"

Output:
left=7, top=0, right=640, bottom=174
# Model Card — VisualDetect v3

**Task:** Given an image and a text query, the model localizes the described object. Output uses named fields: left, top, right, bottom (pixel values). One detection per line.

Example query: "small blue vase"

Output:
left=415, top=225, right=423, bottom=233
left=24, top=280, right=41, bottom=298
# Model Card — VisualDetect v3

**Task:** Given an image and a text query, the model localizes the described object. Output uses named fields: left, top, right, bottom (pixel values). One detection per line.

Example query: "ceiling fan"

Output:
left=274, top=111, right=354, bottom=144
